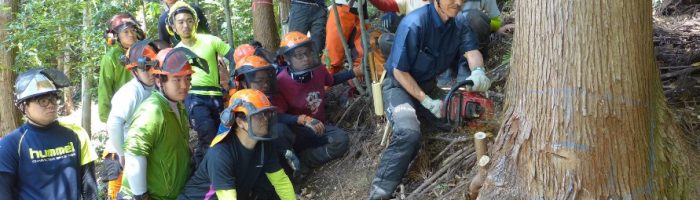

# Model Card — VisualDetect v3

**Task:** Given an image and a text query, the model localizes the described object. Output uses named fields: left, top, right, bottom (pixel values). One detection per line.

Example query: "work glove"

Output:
left=285, top=150, right=301, bottom=172
left=466, top=67, right=491, bottom=92
left=298, top=115, right=325, bottom=135
left=421, top=96, right=443, bottom=118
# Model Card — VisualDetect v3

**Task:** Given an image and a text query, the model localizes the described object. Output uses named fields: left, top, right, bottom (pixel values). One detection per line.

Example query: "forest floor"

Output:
left=61, top=2, right=700, bottom=200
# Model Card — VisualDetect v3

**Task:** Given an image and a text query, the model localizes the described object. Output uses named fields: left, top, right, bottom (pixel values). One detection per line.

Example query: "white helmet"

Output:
left=14, top=68, right=69, bottom=106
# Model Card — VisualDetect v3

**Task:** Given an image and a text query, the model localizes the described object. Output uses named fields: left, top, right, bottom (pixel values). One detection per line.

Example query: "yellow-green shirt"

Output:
left=175, top=34, right=231, bottom=96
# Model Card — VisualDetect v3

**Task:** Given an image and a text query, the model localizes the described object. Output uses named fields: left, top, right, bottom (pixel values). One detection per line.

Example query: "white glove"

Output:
left=420, top=96, right=443, bottom=118
left=466, top=67, right=491, bottom=92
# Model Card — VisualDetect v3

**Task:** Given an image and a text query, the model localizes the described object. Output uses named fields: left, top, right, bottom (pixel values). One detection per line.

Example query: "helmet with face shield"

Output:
left=278, top=31, right=320, bottom=83
left=215, top=89, right=278, bottom=144
left=234, top=55, right=277, bottom=95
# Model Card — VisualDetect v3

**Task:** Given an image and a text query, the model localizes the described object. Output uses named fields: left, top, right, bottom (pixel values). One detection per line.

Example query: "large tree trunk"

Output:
left=81, top=5, right=92, bottom=136
left=0, top=0, right=21, bottom=136
left=477, top=0, right=691, bottom=199
left=252, top=0, right=280, bottom=52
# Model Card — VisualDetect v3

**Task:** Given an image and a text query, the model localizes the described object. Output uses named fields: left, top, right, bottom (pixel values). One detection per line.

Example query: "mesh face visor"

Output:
left=243, top=68, right=277, bottom=95
left=284, top=44, right=320, bottom=83
left=123, top=40, right=159, bottom=70
left=153, top=47, right=209, bottom=76
left=220, top=100, right=278, bottom=141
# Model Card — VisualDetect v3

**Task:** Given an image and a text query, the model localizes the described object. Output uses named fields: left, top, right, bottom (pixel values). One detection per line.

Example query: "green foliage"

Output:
left=3, top=0, right=277, bottom=95
left=200, top=0, right=253, bottom=47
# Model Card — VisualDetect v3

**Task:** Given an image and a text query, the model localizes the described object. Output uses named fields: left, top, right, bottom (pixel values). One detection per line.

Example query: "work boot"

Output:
left=368, top=184, right=393, bottom=200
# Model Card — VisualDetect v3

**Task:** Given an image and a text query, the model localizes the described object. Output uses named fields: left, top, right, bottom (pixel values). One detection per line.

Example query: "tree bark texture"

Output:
left=62, top=43, right=74, bottom=116
left=223, top=0, right=235, bottom=47
left=0, top=0, right=21, bottom=136
left=252, top=0, right=280, bottom=52
left=477, top=0, right=692, bottom=199
left=279, top=0, right=290, bottom=35
left=81, top=5, right=92, bottom=136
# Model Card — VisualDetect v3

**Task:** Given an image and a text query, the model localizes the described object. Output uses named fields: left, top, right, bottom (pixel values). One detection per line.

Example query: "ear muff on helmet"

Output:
left=216, top=89, right=278, bottom=144
left=105, top=13, right=146, bottom=46
left=123, top=40, right=160, bottom=71
left=166, top=1, right=199, bottom=37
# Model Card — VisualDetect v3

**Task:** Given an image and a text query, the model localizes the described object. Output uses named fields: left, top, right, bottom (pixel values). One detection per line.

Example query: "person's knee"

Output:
left=391, top=103, right=420, bottom=132
left=326, top=127, right=350, bottom=158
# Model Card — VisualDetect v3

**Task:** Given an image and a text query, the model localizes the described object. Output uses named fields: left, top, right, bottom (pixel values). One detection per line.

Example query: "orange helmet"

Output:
left=234, top=56, right=277, bottom=94
left=234, top=44, right=257, bottom=63
left=124, top=40, right=159, bottom=70
left=279, top=31, right=314, bottom=55
left=215, top=89, right=277, bottom=144
left=279, top=32, right=320, bottom=83
left=151, top=47, right=208, bottom=76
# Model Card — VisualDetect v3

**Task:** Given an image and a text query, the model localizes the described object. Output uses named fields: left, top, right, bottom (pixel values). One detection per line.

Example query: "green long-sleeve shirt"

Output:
left=122, top=92, right=192, bottom=200
left=98, top=46, right=132, bottom=122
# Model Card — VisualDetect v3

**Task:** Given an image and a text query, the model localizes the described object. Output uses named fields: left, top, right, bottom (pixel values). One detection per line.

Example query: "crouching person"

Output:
left=179, top=89, right=295, bottom=200
left=273, top=32, right=362, bottom=172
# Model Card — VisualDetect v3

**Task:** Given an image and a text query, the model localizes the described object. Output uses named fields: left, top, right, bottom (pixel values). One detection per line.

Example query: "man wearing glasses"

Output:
left=0, top=68, right=98, bottom=199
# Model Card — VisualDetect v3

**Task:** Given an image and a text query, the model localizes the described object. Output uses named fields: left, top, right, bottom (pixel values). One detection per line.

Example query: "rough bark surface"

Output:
left=477, top=0, right=691, bottom=199
left=252, top=0, right=280, bottom=52
left=0, top=0, right=21, bottom=136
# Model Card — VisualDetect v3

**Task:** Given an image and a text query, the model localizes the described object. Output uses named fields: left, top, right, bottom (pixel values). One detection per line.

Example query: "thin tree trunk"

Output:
left=223, top=0, right=235, bottom=47
left=0, top=0, right=21, bottom=136
left=279, top=0, right=290, bottom=35
left=252, top=0, right=280, bottom=52
left=81, top=4, right=91, bottom=136
left=139, top=0, right=147, bottom=31
left=62, top=43, right=74, bottom=115
left=477, top=0, right=691, bottom=199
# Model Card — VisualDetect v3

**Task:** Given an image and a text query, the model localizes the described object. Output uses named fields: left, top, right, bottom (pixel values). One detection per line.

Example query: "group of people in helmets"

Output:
left=1, top=0, right=500, bottom=198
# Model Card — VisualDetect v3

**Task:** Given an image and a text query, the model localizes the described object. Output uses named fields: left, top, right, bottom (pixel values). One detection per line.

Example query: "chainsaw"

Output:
left=442, top=80, right=495, bottom=129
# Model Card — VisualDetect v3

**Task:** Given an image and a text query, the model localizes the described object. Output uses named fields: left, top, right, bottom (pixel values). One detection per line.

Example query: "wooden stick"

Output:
left=431, top=136, right=468, bottom=162
left=474, top=132, right=488, bottom=160
left=661, top=67, right=698, bottom=79
left=409, top=148, right=474, bottom=198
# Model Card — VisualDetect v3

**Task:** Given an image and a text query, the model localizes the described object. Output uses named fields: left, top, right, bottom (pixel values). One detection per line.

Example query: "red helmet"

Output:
left=105, top=13, right=145, bottom=46
left=124, top=40, right=159, bottom=70
left=151, top=47, right=208, bottom=76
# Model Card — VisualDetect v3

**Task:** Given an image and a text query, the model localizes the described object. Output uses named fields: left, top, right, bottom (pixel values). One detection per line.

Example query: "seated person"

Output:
left=271, top=32, right=362, bottom=173
left=179, top=89, right=295, bottom=200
